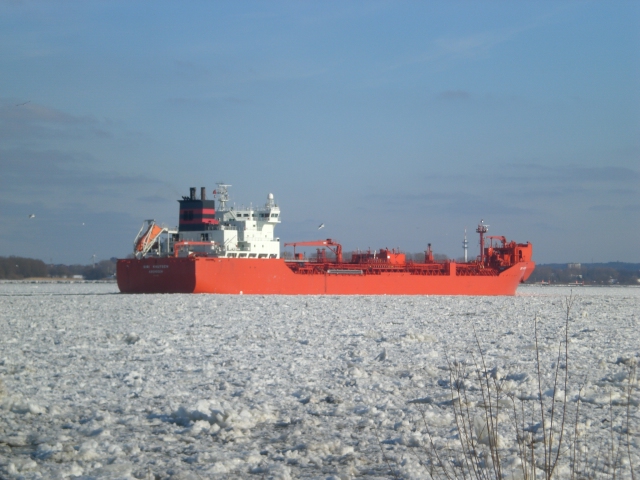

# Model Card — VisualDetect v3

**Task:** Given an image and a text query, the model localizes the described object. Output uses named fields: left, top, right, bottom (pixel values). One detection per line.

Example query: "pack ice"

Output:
left=0, top=283, right=638, bottom=479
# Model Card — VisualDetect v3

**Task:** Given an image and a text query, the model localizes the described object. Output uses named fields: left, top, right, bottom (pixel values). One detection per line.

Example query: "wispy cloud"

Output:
left=589, top=204, right=640, bottom=212
left=437, top=90, right=471, bottom=100
left=367, top=190, right=532, bottom=216
left=0, top=99, right=110, bottom=141
left=1, top=148, right=155, bottom=184
left=0, top=147, right=167, bottom=214
left=172, top=59, right=211, bottom=80
left=0, top=99, right=169, bottom=223
left=166, top=95, right=252, bottom=107
left=2, top=101, right=92, bottom=124
left=389, top=15, right=553, bottom=72
left=433, top=31, right=511, bottom=59
left=137, top=195, right=175, bottom=203
left=0, top=197, right=141, bottom=263
left=364, top=163, right=640, bottom=217
left=433, top=163, right=640, bottom=186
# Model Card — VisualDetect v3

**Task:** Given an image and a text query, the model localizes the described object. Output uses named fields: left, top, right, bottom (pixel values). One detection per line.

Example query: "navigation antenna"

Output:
left=214, top=183, right=231, bottom=210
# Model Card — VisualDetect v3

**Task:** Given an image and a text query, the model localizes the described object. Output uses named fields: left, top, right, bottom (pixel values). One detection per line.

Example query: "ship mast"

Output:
left=215, top=183, right=231, bottom=210
left=476, top=220, right=489, bottom=264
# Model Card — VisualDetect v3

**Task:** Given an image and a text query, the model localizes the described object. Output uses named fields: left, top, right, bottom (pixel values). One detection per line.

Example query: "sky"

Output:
left=1, top=1, right=638, bottom=265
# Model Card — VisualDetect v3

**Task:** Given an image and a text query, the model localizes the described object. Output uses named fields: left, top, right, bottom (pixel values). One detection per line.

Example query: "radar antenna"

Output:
left=214, top=183, right=231, bottom=210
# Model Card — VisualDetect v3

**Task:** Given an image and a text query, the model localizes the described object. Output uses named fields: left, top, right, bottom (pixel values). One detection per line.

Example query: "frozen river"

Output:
left=0, top=283, right=638, bottom=479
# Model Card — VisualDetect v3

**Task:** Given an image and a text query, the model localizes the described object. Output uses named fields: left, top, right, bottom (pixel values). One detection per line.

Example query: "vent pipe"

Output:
left=190, top=187, right=196, bottom=200
left=201, top=187, right=206, bottom=200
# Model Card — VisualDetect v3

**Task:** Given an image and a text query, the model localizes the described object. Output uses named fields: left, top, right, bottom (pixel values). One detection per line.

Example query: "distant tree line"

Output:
left=525, top=263, right=640, bottom=285
left=0, top=256, right=117, bottom=280
left=7, top=253, right=634, bottom=285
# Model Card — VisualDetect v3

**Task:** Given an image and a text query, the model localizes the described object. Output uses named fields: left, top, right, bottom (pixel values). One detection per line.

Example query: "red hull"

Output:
left=117, top=258, right=535, bottom=295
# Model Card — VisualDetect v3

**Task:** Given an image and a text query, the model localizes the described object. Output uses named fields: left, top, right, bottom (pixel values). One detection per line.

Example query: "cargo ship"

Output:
left=117, top=185, right=534, bottom=295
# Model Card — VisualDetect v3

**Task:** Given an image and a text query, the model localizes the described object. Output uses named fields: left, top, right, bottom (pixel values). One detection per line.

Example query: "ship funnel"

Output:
left=201, top=187, right=206, bottom=200
left=190, top=187, right=196, bottom=200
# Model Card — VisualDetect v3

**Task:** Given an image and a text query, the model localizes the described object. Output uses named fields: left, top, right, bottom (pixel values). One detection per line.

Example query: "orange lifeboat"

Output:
left=135, top=223, right=165, bottom=254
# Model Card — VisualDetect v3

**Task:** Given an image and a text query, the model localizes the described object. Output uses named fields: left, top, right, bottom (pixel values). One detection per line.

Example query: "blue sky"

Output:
left=1, top=1, right=638, bottom=264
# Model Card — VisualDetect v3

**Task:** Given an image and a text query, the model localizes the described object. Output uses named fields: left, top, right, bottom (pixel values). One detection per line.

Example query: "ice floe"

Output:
left=0, top=283, right=638, bottom=478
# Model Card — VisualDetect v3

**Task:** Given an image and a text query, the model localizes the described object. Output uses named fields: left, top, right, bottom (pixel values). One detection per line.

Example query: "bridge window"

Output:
left=239, top=253, right=247, bottom=258
left=249, top=253, right=257, bottom=258
left=227, top=253, right=236, bottom=257
left=258, top=253, right=268, bottom=258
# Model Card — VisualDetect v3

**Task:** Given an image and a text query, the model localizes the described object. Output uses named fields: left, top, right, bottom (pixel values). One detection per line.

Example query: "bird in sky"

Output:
left=318, top=223, right=324, bottom=230
left=16, top=101, right=30, bottom=106
left=28, top=214, right=35, bottom=219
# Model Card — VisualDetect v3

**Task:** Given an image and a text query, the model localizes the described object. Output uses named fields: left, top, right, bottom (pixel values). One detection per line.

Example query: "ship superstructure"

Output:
left=118, top=184, right=535, bottom=295
left=133, top=184, right=280, bottom=260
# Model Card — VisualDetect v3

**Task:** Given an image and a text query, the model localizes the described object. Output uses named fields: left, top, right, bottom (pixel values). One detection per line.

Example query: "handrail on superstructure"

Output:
left=173, top=241, right=218, bottom=257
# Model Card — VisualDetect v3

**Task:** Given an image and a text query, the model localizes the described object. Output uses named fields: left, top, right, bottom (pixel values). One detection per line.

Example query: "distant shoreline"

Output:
left=0, top=278, right=117, bottom=284
left=1, top=279, right=637, bottom=290
left=520, top=283, right=639, bottom=288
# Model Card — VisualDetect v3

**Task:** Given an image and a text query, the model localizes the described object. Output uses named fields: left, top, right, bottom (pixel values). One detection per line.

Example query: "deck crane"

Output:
left=284, top=239, right=343, bottom=263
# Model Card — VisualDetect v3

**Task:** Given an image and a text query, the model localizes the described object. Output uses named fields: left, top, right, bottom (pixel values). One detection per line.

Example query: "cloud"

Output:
left=166, top=96, right=251, bottom=107
left=437, top=90, right=471, bottom=100
left=0, top=99, right=173, bottom=256
left=433, top=31, right=508, bottom=59
left=0, top=148, right=161, bottom=190
left=172, top=59, right=211, bottom=80
left=2, top=101, right=92, bottom=124
left=368, top=190, right=532, bottom=216
left=363, top=162, right=639, bottom=218
left=589, top=204, right=640, bottom=213
left=137, top=195, right=175, bottom=203
left=0, top=146, right=173, bottom=261
left=0, top=197, right=140, bottom=263
left=465, top=165, right=640, bottom=204
left=388, top=12, right=559, bottom=73
left=0, top=99, right=111, bottom=141
left=0, top=147, right=168, bottom=220
left=474, top=163, right=640, bottom=186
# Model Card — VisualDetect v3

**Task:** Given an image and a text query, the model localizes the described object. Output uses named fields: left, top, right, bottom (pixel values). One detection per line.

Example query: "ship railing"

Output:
left=173, top=241, right=220, bottom=258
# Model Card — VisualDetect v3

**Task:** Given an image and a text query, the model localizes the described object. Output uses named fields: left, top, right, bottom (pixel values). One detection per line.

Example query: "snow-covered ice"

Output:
left=0, top=283, right=638, bottom=479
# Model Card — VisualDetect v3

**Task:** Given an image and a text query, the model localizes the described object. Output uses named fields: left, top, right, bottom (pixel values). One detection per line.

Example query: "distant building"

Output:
left=567, top=263, right=581, bottom=269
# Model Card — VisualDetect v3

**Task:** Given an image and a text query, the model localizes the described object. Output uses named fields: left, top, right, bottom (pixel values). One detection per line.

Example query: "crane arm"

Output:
left=486, top=235, right=507, bottom=246
left=284, top=239, right=338, bottom=248
left=284, top=239, right=343, bottom=263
